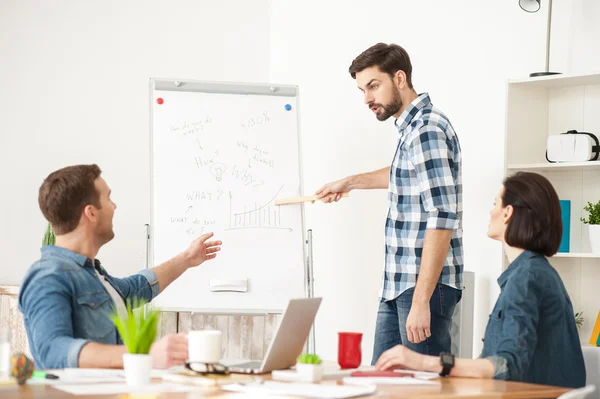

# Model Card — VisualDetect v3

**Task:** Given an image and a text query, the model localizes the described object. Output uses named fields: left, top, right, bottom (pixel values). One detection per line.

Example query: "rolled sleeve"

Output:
left=138, top=268, right=160, bottom=299
left=485, top=355, right=509, bottom=380
left=67, top=338, right=90, bottom=368
left=425, top=209, right=458, bottom=230
left=112, top=269, right=160, bottom=306
left=408, top=126, right=460, bottom=231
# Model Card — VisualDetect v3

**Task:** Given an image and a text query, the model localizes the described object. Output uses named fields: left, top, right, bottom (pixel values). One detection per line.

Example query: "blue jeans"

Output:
left=371, top=284, right=461, bottom=365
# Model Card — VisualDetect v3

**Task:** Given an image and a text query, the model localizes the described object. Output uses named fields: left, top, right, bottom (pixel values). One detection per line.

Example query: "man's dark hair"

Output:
left=502, top=172, right=562, bottom=257
left=349, top=43, right=413, bottom=88
left=38, top=164, right=102, bottom=235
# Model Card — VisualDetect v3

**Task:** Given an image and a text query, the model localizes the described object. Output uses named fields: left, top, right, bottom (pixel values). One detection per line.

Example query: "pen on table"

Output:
left=32, top=371, right=59, bottom=380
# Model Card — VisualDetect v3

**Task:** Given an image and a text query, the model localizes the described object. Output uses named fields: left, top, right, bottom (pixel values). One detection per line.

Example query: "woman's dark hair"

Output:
left=502, top=172, right=562, bottom=257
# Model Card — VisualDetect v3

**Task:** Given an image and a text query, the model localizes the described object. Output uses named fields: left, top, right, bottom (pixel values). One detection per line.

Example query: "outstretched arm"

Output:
left=315, top=167, right=389, bottom=202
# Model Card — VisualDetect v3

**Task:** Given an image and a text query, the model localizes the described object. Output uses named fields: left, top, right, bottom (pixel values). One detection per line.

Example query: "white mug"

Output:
left=188, top=330, right=222, bottom=363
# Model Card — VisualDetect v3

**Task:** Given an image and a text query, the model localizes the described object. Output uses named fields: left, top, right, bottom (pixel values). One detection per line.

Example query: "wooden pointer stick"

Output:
left=275, top=192, right=349, bottom=205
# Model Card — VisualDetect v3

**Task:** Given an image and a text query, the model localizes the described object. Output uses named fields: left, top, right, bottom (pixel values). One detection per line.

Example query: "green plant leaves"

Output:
left=109, top=298, right=159, bottom=355
left=575, top=311, right=584, bottom=329
left=581, top=201, right=600, bottom=225
left=297, top=353, right=322, bottom=364
left=42, top=222, right=55, bottom=246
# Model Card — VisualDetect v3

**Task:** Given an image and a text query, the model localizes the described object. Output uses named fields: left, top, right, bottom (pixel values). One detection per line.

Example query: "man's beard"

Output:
left=372, top=86, right=403, bottom=121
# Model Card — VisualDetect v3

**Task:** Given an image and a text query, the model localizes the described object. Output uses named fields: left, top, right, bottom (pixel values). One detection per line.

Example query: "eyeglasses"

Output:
left=185, top=362, right=230, bottom=376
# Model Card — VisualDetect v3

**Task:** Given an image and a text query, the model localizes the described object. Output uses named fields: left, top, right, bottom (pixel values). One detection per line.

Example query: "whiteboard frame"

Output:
left=147, top=77, right=309, bottom=315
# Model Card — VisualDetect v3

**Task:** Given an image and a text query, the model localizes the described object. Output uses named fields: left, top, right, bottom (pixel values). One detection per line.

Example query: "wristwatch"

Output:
left=439, top=352, right=455, bottom=377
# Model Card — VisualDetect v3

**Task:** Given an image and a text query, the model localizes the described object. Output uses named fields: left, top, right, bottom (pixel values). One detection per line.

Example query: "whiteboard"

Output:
left=149, top=79, right=306, bottom=313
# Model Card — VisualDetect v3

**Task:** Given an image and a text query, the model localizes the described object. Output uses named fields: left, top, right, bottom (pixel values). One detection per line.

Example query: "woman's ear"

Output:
left=503, top=205, right=514, bottom=225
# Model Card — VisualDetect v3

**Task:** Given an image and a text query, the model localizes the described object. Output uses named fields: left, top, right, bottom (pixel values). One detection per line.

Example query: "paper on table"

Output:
left=343, top=376, right=440, bottom=386
left=62, top=368, right=167, bottom=378
left=162, top=369, right=256, bottom=386
left=61, top=368, right=123, bottom=377
left=28, top=369, right=123, bottom=385
left=29, top=368, right=168, bottom=385
left=54, top=382, right=201, bottom=395
left=323, top=368, right=368, bottom=379
left=272, top=368, right=363, bottom=382
left=221, top=381, right=377, bottom=399
left=392, top=369, right=440, bottom=380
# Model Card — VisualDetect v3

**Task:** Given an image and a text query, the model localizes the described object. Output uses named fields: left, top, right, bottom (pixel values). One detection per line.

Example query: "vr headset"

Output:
left=546, top=130, right=600, bottom=163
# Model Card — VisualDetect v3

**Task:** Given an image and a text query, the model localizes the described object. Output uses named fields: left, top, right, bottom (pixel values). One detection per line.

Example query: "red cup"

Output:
left=338, top=332, right=362, bottom=369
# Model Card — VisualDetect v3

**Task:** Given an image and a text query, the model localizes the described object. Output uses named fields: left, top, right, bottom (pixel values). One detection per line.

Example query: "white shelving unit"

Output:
left=507, top=161, right=600, bottom=173
left=505, top=71, right=600, bottom=343
left=554, top=252, right=600, bottom=259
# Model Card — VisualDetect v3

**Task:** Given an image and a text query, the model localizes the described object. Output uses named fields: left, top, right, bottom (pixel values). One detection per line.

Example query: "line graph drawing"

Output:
left=225, top=185, right=292, bottom=232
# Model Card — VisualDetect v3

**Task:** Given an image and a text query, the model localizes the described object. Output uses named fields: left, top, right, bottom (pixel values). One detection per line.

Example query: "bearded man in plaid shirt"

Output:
left=316, top=43, right=463, bottom=364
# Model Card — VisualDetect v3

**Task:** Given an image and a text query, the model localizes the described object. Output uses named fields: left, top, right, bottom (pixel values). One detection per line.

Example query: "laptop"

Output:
left=226, top=297, right=322, bottom=374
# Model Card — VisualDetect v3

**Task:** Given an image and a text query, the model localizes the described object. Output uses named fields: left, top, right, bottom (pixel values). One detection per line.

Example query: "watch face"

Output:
left=441, top=353, right=453, bottom=364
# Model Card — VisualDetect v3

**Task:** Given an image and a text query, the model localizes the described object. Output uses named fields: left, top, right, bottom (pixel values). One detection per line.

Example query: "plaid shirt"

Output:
left=380, top=93, right=463, bottom=301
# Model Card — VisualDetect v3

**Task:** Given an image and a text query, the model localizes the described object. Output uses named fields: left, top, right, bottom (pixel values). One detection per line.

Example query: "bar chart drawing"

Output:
left=226, top=185, right=292, bottom=231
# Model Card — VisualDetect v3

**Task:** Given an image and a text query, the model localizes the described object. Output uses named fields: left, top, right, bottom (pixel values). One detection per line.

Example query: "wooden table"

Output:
left=0, top=376, right=570, bottom=398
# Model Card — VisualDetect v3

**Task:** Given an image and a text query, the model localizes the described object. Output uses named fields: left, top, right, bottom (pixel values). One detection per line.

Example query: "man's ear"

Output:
left=394, top=70, right=407, bottom=89
left=82, top=204, right=96, bottom=222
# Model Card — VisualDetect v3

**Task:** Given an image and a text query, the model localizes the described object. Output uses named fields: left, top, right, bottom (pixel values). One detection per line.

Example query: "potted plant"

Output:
left=296, top=353, right=323, bottom=383
left=109, top=299, right=160, bottom=386
left=581, top=200, right=600, bottom=252
left=42, top=222, right=55, bottom=246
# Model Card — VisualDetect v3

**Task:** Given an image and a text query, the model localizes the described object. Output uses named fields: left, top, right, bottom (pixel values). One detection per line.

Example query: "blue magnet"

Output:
left=285, top=104, right=292, bottom=111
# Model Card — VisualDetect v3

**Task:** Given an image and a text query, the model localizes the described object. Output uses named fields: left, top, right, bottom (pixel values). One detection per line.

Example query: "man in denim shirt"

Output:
left=373, top=172, right=585, bottom=389
left=19, top=164, right=222, bottom=369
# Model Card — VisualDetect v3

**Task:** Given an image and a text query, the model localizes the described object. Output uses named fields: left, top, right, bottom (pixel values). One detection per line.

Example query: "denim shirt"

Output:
left=480, top=250, right=585, bottom=388
left=18, top=246, right=160, bottom=369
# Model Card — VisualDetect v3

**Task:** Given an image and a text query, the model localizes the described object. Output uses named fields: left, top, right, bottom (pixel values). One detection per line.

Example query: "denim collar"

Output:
left=394, top=92, right=431, bottom=133
left=497, top=250, right=538, bottom=288
left=41, top=245, right=103, bottom=271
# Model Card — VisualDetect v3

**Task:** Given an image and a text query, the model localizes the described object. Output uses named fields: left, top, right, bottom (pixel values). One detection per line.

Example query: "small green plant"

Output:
left=581, top=201, right=600, bottom=225
left=297, top=353, right=322, bottom=365
left=109, top=299, right=160, bottom=355
left=42, top=222, right=55, bottom=246
left=575, top=311, right=584, bottom=330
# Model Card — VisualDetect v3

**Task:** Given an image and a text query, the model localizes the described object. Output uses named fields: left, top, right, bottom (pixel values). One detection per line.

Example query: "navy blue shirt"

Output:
left=480, top=250, right=585, bottom=388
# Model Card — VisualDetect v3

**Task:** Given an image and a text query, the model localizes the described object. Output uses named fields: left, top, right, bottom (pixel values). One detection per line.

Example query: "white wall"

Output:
left=550, top=0, right=600, bottom=74
left=270, top=0, right=547, bottom=361
left=0, top=0, right=271, bottom=283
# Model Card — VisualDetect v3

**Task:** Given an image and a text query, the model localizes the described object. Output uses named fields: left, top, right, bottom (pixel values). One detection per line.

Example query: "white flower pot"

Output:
left=123, top=354, right=152, bottom=386
left=590, top=225, right=600, bottom=253
left=296, top=363, right=324, bottom=383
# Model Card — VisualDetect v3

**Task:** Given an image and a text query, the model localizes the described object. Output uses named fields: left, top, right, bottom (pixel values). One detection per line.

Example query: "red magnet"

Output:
left=156, top=98, right=164, bottom=105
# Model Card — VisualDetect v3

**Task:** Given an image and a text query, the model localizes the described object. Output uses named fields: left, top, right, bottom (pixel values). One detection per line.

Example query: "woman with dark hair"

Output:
left=373, top=172, right=585, bottom=388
